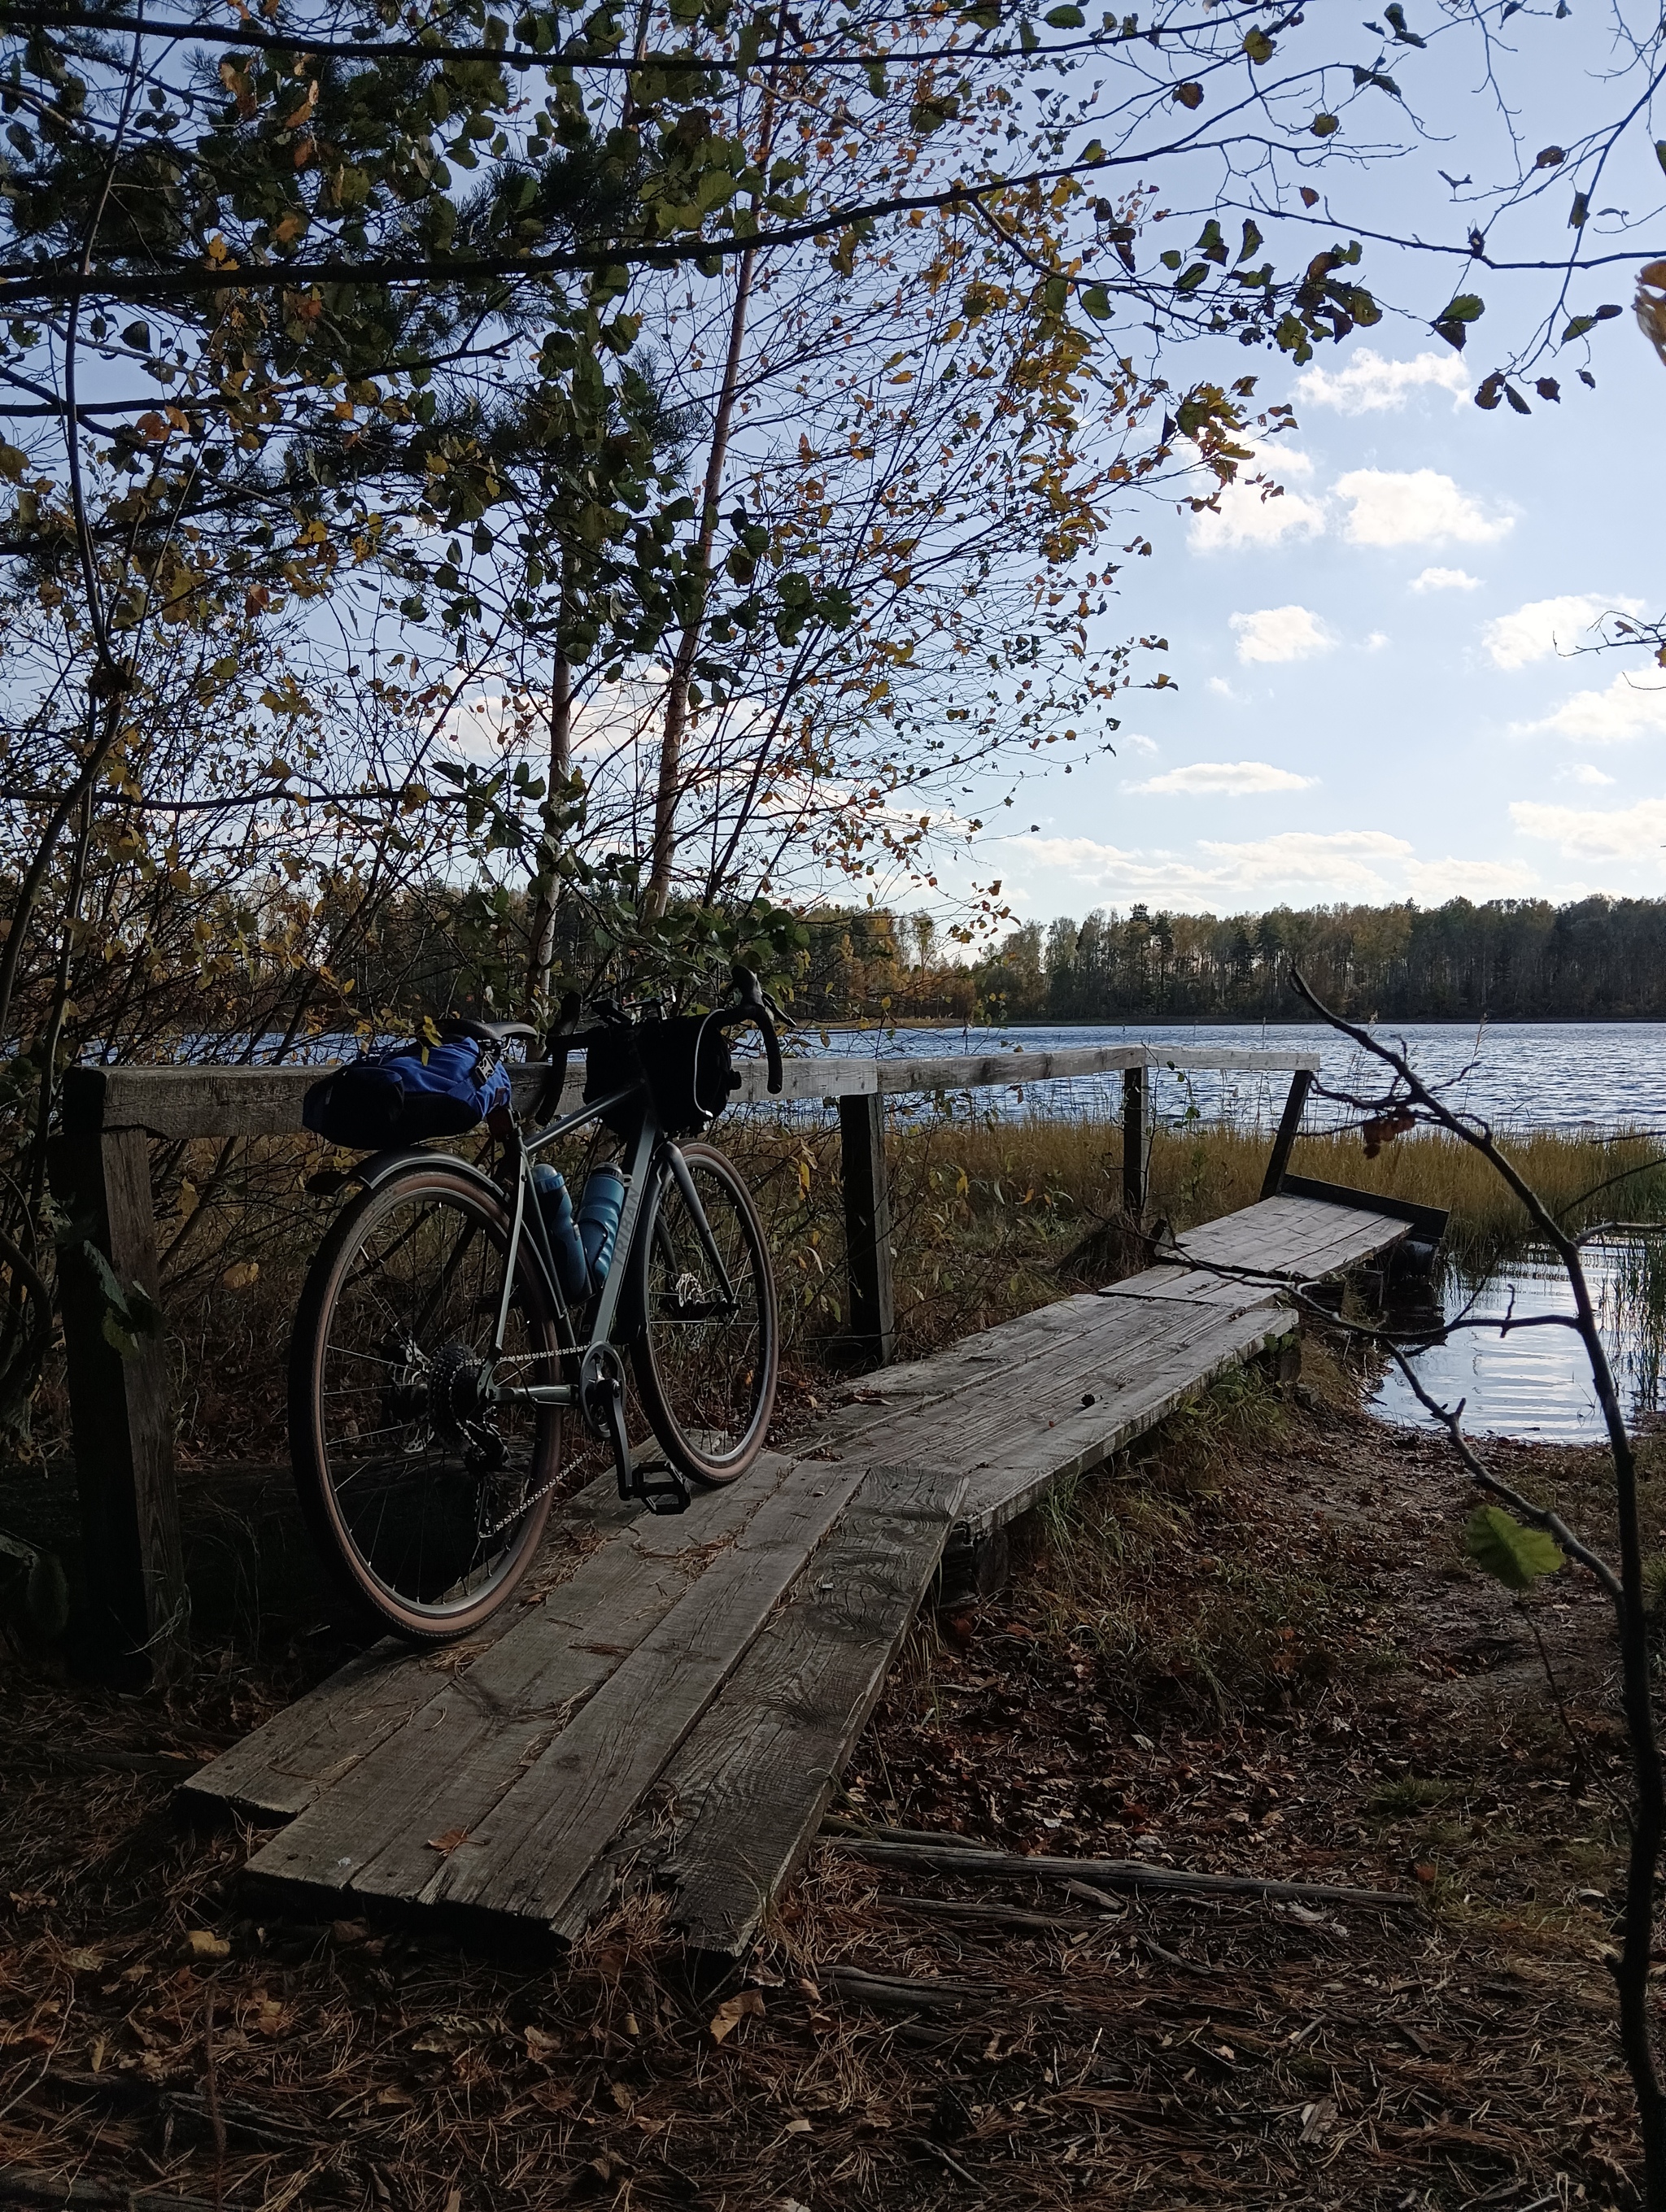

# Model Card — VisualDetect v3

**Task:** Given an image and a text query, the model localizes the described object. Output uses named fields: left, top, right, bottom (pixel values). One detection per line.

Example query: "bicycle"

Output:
left=287, top=966, right=785, bottom=1643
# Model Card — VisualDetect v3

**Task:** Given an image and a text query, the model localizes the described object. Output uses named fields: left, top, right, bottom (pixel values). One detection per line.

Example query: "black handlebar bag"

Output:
left=582, top=1015, right=737, bottom=1142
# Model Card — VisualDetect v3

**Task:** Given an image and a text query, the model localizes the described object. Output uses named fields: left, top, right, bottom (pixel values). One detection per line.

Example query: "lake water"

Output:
left=1369, top=1239, right=1666, bottom=1445
left=815, top=1021, right=1666, bottom=1135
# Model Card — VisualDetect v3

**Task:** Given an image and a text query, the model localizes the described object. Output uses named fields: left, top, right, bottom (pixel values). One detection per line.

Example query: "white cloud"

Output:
left=1334, top=468, right=1513, bottom=548
left=1022, top=829, right=1411, bottom=904
left=1118, top=732, right=1158, bottom=755
left=1365, top=630, right=1390, bottom=651
left=1231, top=605, right=1333, bottom=664
left=1410, top=566, right=1481, bottom=594
left=1189, top=444, right=1326, bottom=551
left=1556, top=762, right=1616, bottom=786
left=1296, top=347, right=1470, bottom=414
left=1521, top=672, right=1666, bottom=746
left=1511, top=794, right=1666, bottom=860
left=1206, top=676, right=1235, bottom=699
left=1482, top=594, right=1642, bottom=671
left=1404, top=856, right=1539, bottom=901
left=1130, top=760, right=1317, bottom=796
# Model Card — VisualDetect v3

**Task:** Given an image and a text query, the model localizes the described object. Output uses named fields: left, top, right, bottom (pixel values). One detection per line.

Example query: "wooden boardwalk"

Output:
left=184, top=1191, right=1420, bottom=1959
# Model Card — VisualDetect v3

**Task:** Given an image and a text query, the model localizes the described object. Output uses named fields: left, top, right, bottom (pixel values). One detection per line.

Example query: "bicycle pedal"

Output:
left=633, top=1465, right=690, bottom=1515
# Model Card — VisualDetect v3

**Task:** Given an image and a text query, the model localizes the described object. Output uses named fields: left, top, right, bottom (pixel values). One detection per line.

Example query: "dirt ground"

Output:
left=0, top=1330, right=1655, bottom=2211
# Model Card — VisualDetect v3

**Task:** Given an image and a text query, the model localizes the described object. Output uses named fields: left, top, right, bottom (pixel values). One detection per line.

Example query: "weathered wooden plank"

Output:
left=555, top=1462, right=967, bottom=1955
left=66, top=1043, right=1322, bottom=1140
left=418, top=1457, right=892, bottom=1926
left=1261, top=1068, right=1315, bottom=1200
left=953, top=1303, right=1300, bottom=1538
left=194, top=1452, right=793, bottom=1822
left=1123, top=1065, right=1146, bottom=1217
left=47, top=1128, right=185, bottom=1676
left=246, top=1452, right=874, bottom=1915
left=839, top=1092, right=895, bottom=1364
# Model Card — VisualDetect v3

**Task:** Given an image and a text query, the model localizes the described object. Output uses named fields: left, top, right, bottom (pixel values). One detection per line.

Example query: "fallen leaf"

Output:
left=427, top=1828, right=470, bottom=1856
left=181, top=1931, right=229, bottom=1961
left=709, top=1988, right=765, bottom=2044
left=253, top=1998, right=288, bottom=2038
left=443, top=2194, right=461, bottom=2212
left=783, top=2117, right=812, bottom=2134
left=610, top=2080, right=635, bottom=2112
left=525, top=2026, right=561, bottom=2062
left=63, top=1948, right=103, bottom=1972
left=330, top=1919, right=370, bottom=1946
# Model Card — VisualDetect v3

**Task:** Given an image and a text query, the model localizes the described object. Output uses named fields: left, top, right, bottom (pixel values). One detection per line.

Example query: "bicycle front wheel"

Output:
left=289, top=1160, right=562, bottom=1642
left=630, top=1141, right=778, bottom=1486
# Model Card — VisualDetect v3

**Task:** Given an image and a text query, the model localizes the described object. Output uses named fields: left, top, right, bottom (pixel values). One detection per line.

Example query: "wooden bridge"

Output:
left=50, top=1032, right=1439, bottom=1958
left=181, top=1186, right=1430, bottom=1963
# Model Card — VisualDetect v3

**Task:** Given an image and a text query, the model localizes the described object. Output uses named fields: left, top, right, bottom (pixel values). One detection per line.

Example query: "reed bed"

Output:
left=19, top=1111, right=1662, bottom=1474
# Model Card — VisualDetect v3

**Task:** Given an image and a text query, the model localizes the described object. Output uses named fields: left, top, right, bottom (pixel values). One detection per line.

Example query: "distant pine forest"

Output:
left=817, top=896, right=1666, bottom=1027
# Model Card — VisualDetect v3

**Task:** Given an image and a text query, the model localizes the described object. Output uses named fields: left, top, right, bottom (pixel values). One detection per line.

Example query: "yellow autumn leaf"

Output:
left=708, top=1988, right=764, bottom=2044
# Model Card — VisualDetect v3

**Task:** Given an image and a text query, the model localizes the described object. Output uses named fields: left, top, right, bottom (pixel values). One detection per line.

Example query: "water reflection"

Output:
left=1370, top=1237, right=1666, bottom=1443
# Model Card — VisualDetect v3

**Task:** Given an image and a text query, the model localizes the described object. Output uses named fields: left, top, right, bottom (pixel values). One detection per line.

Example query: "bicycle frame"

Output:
left=480, top=1076, right=742, bottom=1504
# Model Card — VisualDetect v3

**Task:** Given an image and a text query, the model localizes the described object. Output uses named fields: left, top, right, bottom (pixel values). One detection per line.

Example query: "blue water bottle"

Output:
left=576, top=1165, right=626, bottom=1291
left=530, top=1164, right=590, bottom=1303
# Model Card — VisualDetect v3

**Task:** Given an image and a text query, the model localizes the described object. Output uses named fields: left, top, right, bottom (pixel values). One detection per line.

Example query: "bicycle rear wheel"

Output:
left=630, top=1140, right=778, bottom=1485
left=289, top=1160, right=562, bottom=1641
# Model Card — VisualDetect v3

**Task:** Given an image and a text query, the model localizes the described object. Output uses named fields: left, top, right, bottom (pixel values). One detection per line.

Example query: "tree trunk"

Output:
left=643, top=248, right=757, bottom=921
left=526, top=650, right=572, bottom=1012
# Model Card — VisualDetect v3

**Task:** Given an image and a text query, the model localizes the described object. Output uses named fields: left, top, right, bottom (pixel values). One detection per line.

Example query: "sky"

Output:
left=992, top=323, right=1666, bottom=925
left=975, top=12, right=1666, bottom=929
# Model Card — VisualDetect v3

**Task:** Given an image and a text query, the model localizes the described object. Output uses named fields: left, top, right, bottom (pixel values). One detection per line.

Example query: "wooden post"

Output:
left=50, top=1080, right=185, bottom=1677
left=839, top=1092, right=896, bottom=1366
left=1260, top=1068, right=1315, bottom=1200
left=1122, top=1065, right=1147, bottom=1219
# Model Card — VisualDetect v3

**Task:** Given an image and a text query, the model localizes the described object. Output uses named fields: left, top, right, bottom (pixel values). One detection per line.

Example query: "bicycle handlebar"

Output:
left=722, top=963, right=783, bottom=1095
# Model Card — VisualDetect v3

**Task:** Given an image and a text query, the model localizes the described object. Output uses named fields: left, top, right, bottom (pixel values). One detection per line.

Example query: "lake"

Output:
left=816, top=1020, right=1666, bottom=1135
left=1370, top=1239, right=1666, bottom=1446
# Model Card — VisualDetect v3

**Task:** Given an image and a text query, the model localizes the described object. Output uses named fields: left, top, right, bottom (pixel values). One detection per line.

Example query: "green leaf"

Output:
left=1175, top=261, right=1209, bottom=293
left=1158, top=247, right=1182, bottom=270
left=1438, top=293, right=1485, bottom=323
left=1044, top=4, right=1085, bottom=24
left=1569, top=191, right=1590, bottom=228
left=1236, top=218, right=1263, bottom=263
left=1464, top=1505, right=1564, bottom=1591
left=1080, top=283, right=1112, bottom=319
left=1241, top=25, right=1275, bottom=62
left=1656, top=141, right=1666, bottom=176
left=1311, top=111, right=1340, bottom=136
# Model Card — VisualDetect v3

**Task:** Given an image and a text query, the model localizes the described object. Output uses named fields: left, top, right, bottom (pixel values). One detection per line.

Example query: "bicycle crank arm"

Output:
left=488, top=1382, right=575, bottom=1409
left=578, top=1343, right=688, bottom=1516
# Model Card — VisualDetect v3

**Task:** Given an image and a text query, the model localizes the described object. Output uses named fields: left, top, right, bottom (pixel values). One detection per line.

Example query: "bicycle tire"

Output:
left=289, top=1159, right=562, bottom=1642
left=629, top=1141, right=778, bottom=1486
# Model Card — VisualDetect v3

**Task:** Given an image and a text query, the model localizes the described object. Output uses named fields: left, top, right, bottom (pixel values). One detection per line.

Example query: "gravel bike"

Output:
left=288, top=968, right=783, bottom=1642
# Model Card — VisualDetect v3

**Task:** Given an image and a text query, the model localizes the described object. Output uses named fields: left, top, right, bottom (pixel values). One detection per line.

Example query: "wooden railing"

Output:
left=50, top=1042, right=1319, bottom=1673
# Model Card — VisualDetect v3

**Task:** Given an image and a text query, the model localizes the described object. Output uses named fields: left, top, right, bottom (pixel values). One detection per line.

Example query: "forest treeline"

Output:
left=350, top=890, right=1666, bottom=1028
left=807, top=895, right=1666, bottom=1026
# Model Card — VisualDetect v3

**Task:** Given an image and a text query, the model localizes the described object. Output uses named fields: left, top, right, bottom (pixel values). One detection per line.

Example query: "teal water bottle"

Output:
left=531, top=1164, right=590, bottom=1302
left=576, top=1164, right=626, bottom=1291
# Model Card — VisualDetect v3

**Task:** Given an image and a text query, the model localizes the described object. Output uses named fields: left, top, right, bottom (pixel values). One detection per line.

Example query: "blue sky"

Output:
left=994, top=320, right=1666, bottom=921
left=979, top=8, right=1666, bottom=925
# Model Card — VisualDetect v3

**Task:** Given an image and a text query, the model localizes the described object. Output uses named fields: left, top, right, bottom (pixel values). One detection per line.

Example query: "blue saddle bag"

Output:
left=303, top=1034, right=511, bottom=1151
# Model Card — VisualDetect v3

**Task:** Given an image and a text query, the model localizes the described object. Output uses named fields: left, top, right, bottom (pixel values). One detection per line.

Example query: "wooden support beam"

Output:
left=839, top=1091, right=896, bottom=1366
left=47, top=1129, right=185, bottom=1679
left=1260, top=1067, right=1315, bottom=1200
left=1122, top=1065, right=1147, bottom=1219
